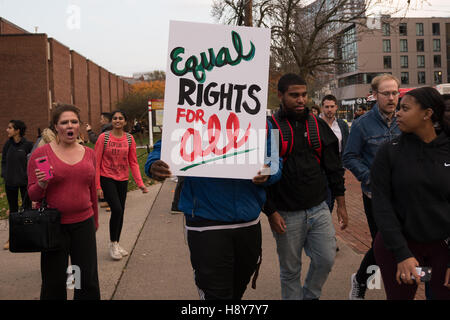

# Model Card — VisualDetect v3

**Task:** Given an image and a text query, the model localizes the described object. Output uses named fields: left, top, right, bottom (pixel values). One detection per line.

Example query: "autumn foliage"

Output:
left=131, top=80, right=165, bottom=99
left=116, top=80, right=165, bottom=122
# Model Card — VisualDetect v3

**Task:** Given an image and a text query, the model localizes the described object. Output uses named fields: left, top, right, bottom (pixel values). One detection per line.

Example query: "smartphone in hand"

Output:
left=35, top=156, right=53, bottom=180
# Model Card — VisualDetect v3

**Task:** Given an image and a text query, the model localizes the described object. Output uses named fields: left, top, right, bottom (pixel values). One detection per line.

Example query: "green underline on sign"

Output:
left=180, top=148, right=257, bottom=171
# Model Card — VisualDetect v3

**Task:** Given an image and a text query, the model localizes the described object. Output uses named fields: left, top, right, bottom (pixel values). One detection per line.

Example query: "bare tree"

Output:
left=212, top=0, right=417, bottom=81
left=212, top=0, right=273, bottom=27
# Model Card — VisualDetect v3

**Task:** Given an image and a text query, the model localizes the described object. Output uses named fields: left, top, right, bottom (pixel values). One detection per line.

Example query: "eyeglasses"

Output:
left=377, top=91, right=400, bottom=97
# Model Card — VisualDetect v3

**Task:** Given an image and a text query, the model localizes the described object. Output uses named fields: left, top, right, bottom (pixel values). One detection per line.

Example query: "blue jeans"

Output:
left=273, top=201, right=336, bottom=300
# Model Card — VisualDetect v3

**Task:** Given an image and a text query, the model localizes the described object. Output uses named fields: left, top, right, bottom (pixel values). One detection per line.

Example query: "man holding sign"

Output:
left=145, top=21, right=281, bottom=300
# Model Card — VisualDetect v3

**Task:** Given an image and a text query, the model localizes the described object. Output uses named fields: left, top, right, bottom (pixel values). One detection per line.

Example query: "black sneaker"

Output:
left=349, top=273, right=367, bottom=300
left=171, top=204, right=183, bottom=214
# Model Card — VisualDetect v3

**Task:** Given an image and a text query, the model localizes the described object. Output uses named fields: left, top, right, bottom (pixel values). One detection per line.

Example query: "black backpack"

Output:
left=268, top=111, right=322, bottom=164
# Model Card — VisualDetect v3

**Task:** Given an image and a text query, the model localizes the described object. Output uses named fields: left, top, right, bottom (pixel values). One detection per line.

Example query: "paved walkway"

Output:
left=0, top=173, right=427, bottom=300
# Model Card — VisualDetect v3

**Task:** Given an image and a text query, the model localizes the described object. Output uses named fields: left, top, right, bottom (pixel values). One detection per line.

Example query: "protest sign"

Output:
left=161, top=21, right=271, bottom=179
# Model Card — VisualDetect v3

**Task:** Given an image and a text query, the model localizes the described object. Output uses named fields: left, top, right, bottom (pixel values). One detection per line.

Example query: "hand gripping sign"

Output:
left=161, top=21, right=271, bottom=179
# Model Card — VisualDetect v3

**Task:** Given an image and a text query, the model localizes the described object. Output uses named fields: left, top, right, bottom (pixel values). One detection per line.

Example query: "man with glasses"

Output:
left=343, top=74, right=401, bottom=299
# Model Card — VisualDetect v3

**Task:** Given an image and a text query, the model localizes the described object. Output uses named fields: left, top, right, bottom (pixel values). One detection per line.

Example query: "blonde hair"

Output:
left=37, top=128, right=56, bottom=148
left=371, top=74, right=400, bottom=92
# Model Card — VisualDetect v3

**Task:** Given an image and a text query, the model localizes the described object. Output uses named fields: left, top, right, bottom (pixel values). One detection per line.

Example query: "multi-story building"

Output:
left=0, top=17, right=131, bottom=147
left=333, top=16, right=450, bottom=120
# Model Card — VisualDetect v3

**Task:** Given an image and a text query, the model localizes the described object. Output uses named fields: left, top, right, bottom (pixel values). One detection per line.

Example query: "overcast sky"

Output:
left=1, top=0, right=449, bottom=77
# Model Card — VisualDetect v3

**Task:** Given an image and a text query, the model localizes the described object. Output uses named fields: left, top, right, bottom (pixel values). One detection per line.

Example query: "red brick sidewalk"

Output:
left=332, top=170, right=426, bottom=300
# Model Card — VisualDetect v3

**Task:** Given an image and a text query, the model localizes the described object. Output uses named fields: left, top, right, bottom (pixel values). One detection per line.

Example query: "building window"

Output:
left=433, top=39, right=441, bottom=51
left=382, top=22, right=390, bottom=36
left=383, top=56, right=392, bottom=69
left=432, top=23, right=440, bottom=35
left=399, top=23, right=407, bottom=36
left=418, top=71, right=426, bottom=84
left=416, top=23, right=423, bottom=36
left=400, top=56, right=408, bottom=68
left=416, top=39, right=424, bottom=52
left=417, top=55, right=425, bottom=68
left=434, top=55, right=441, bottom=68
left=400, top=39, right=408, bottom=52
left=401, top=72, right=409, bottom=85
left=383, top=39, right=391, bottom=52
left=337, top=26, right=357, bottom=74
left=434, top=71, right=442, bottom=84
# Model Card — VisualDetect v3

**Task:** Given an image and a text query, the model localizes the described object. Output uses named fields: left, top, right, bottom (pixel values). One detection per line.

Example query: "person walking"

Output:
left=371, top=87, right=450, bottom=300
left=145, top=124, right=282, bottom=300
left=320, top=94, right=349, bottom=213
left=343, top=74, right=401, bottom=299
left=2, top=120, right=34, bottom=250
left=264, top=73, right=348, bottom=300
left=28, top=104, right=100, bottom=300
left=94, top=110, right=148, bottom=261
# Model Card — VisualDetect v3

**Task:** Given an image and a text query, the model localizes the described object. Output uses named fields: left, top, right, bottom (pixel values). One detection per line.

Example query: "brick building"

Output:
left=0, top=17, right=131, bottom=147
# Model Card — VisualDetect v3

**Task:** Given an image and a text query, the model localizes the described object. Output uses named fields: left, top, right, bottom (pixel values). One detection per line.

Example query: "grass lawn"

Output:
left=0, top=132, right=162, bottom=220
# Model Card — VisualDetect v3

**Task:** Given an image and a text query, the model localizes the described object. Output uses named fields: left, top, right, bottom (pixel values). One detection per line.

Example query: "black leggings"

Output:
left=187, top=222, right=262, bottom=300
left=40, top=217, right=100, bottom=300
left=5, top=185, right=31, bottom=213
left=100, top=176, right=128, bottom=242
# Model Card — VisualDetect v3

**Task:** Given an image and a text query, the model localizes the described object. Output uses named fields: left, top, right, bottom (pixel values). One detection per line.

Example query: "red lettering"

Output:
left=176, top=108, right=186, bottom=123
left=179, top=112, right=252, bottom=162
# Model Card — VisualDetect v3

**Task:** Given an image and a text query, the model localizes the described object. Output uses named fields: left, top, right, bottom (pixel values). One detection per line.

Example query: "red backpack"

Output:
left=268, top=111, right=322, bottom=164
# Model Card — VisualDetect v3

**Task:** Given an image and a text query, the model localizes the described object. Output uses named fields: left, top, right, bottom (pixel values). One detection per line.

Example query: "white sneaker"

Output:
left=349, top=273, right=366, bottom=300
left=110, top=242, right=122, bottom=260
left=117, top=244, right=129, bottom=257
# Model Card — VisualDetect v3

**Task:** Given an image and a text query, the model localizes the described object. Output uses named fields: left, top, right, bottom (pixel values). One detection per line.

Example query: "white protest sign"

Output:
left=161, top=20, right=271, bottom=179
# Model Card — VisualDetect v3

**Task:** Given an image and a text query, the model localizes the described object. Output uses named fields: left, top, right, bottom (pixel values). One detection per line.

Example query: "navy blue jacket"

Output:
left=145, top=122, right=282, bottom=223
left=343, top=104, right=401, bottom=194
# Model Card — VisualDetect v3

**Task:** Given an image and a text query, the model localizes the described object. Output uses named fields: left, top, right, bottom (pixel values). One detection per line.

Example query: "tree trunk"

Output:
left=244, top=0, right=252, bottom=26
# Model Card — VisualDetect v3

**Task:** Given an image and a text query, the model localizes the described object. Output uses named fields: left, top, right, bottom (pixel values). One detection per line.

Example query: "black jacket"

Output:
left=87, top=123, right=112, bottom=144
left=371, top=132, right=450, bottom=263
left=1, top=137, right=34, bottom=186
left=263, top=107, right=345, bottom=215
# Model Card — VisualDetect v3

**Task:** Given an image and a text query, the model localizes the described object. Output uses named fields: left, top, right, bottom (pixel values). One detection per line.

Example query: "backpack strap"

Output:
left=125, top=132, right=132, bottom=147
left=103, top=131, right=132, bottom=153
left=269, top=111, right=294, bottom=162
left=103, top=131, right=110, bottom=150
left=305, top=114, right=322, bottom=164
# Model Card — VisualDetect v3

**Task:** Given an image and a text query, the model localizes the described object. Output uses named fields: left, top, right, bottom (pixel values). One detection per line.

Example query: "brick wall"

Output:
left=48, top=38, right=71, bottom=105
left=0, top=18, right=29, bottom=35
left=0, top=35, right=49, bottom=146
left=110, top=73, right=118, bottom=111
left=87, top=60, right=101, bottom=134
left=70, top=50, right=90, bottom=141
left=118, top=78, right=124, bottom=101
left=99, top=67, right=110, bottom=114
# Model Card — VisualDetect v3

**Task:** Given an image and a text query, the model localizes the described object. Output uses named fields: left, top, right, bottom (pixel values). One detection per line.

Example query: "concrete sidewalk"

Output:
left=0, top=179, right=386, bottom=300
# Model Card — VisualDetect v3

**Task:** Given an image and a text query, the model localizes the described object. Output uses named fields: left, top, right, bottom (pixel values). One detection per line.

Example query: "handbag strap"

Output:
left=18, top=192, right=47, bottom=213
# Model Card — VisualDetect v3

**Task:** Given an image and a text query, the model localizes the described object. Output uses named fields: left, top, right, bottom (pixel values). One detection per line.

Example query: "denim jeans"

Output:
left=273, top=201, right=336, bottom=300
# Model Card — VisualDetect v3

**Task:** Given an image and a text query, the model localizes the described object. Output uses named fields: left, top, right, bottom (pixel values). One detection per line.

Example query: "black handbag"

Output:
left=9, top=198, right=62, bottom=253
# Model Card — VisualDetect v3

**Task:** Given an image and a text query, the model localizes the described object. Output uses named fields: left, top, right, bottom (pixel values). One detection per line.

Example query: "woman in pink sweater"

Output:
left=28, top=104, right=100, bottom=300
left=95, top=110, right=148, bottom=261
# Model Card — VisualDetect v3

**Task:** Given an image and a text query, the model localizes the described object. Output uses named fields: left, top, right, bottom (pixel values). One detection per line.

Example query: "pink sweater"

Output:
left=28, top=144, right=99, bottom=229
left=94, top=132, right=144, bottom=190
